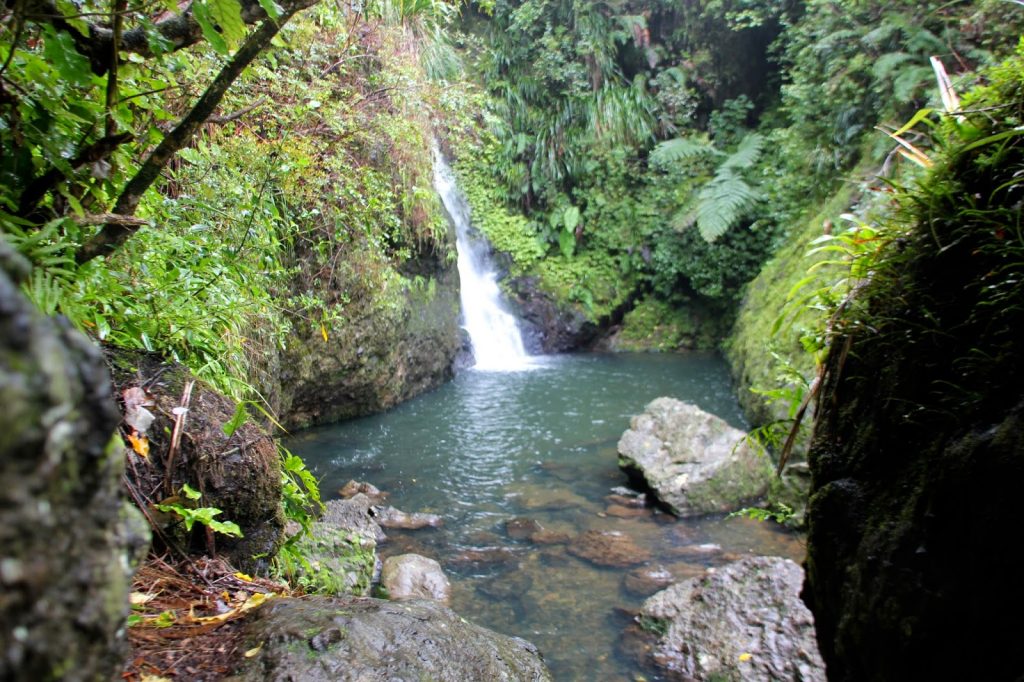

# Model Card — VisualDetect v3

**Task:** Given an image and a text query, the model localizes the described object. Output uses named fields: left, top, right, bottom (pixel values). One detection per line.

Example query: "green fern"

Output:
left=650, top=134, right=717, bottom=166
left=694, top=169, right=761, bottom=242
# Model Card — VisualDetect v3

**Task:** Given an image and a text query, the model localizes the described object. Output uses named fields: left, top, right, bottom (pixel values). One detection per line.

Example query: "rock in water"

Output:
left=227, top=597, right=553, bottom=681
left=381, top=554, right=451, bottom=604
left=1, top=247, right=148, bottom=681
left=567, top=530, right=651, bottom=567
left=617, top=397, right=772, bottom=516
left=639, top=557, right=825, bottom=681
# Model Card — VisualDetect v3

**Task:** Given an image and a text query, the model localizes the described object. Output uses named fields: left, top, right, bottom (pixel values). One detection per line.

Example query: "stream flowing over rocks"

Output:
left=638, top=557, right=826, bottom=681
left=227, top=597, right=553, bottom=681
left=617, top=397, right=772, bottom=516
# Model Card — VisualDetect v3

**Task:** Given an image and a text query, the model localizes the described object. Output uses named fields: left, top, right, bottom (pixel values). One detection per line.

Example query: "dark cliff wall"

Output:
left=802, top=67, right=1024, bottom=681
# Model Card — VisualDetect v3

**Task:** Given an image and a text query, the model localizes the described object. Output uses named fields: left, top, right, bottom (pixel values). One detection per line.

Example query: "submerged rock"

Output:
left=617, top=398, right=772, bottom=516
left=506, top=517, right=543, bottom=540
left=567, top=530, right=651, bottom=568
left=228, top=597, right=552, bottom=681
left=639, top=557, right=825, bottom=681
left=381, top=554, right=451, bottom=604
left=372, top=505, right=443, bottom=530
left=622, top=565, right=675, bottom=597
left=448, top=546, right=519, bottom=569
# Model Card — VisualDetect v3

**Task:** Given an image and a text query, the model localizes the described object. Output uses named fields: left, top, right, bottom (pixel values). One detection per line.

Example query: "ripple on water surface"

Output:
left=285, top=353, right=804, bottom=680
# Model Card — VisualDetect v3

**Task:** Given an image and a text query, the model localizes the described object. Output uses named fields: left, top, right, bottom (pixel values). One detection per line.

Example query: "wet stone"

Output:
left=506, top=517, right=543, bottom=540
left=529, top=529, right=571, bottom=545
left=605, top=504, right=649, bottom=519
left=567, top=530, right=652, bottom=568
left=381, top=553, right=451, bottom=604
left=623, top=565, right=675, bottom=597
left=605, top=493, right=647, bottom=508
left=373, top=505, right=443, bottom=530
left=339, top=479, right=388, bottom=505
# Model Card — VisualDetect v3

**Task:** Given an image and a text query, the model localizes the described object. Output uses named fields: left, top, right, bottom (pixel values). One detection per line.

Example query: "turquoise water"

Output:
left=286, top=353, right=803, bottom=680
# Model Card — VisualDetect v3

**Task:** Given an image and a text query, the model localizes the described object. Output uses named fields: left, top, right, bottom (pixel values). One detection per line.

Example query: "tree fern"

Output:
left=656, top=132, right=763, bottom=242
left=650, top=134, right=717, bottom=166
left=694, top=169, right=761, bottom=242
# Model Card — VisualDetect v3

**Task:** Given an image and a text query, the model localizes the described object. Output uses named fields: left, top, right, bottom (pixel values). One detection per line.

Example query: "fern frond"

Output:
left=721, top=133, right=765, bottom=171
left=650, top=135, right=716, bottom=167
left=695, top=171, right=761, bottom=242
left=872, top=52, right=913, bottom=81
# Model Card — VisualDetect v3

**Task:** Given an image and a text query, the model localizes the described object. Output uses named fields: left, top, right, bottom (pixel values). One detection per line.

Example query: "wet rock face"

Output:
left=276, top=251, right=462, bottom=430
left=805, top=346, right=1024, bottom=680
left=507, top=275, right=598, bottom=353
left=567, top=530, right=651, bottom=568
left=228, top=597, right=553, bottom=681
left=381, top=554, right=451, bottom=604
left=617, top=398, right=772, bottom=516
left=288, top=495, right=381, bottom=596
left=1, top=251, right=148, bottom=681
left=639, top=557, right=825, bottom=682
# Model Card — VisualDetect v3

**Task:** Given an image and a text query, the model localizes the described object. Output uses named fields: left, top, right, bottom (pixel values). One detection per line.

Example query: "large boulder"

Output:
left=639, top=557, right=825, bottom=681
left=1, top=245, right=148, bottom=681
left=286, top=495, right=382, bottom=596
left=227, top=596, right=553, bottom=681
left=617, top=398, right=772, bottom=516
left=381, top=554, right=451, bottom=603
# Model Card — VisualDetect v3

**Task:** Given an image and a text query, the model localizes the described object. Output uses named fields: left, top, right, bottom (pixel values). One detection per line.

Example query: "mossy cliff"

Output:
left=1, top=243, right=148, bottom=682
left=801, top=52, right=1024, bottom=680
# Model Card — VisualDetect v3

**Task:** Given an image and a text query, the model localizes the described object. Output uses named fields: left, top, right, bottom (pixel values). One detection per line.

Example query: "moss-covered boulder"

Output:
left=1, top=244, right=148, bottom=681
left=638, top=557, right=825, bottom=681
left=227, top=597, right=553, bottom=681
left=617, top=398, right=772, bottom=516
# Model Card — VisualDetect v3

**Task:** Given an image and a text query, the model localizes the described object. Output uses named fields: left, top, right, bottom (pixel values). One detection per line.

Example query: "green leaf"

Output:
left=563, top=206, right=580, bottom=231
left=208, top=0, right=247, bottom=46
left=256, top=0, right=283, bottom=19
left=223, top=401, right=249, bottom=436
left=558, top=229, right=575, bottom=258
left=41, top=25, right=93, bottom=86
left=192, top=1, right=230, bottom=55
left=182, top=483, right=203, bottom=500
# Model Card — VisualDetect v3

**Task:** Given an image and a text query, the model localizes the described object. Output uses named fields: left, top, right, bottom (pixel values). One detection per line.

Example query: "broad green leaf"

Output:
left=208, top=0, right=247, bottom=47
left=192, top=1, right=230, bottom=55
left=257, top=0, right=283, bottom=20
left=558, top=229, right=575, bottom=258
left=563, top=205, right=580, bottom=231
left=223, top=401, right=249, bottom=436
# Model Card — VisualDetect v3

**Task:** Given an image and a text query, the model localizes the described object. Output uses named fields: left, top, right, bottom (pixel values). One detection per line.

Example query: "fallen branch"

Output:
left=163, top=380, right=195, bottom=498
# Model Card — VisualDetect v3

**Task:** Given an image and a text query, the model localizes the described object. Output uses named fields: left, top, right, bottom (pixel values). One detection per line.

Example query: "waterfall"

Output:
left=432, top=147, right=533, bottom=371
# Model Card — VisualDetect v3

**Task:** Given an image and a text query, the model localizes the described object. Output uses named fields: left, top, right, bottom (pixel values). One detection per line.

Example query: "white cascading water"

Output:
left=432, top=146, right=533, bottom=371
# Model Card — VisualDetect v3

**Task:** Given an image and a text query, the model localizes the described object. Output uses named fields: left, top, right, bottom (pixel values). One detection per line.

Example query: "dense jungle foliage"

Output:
left=450, top=0, right=1024, bottom=346
left=2, top=0, right=1023, bottom=576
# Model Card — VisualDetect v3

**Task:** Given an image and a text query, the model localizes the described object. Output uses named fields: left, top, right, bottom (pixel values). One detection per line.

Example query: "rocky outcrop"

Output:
left=276, top=240, right=463, bottom=430
left=617, top=398, right=772, bottom=516
left=801, top=86, right=1024, bottom=682
left=380, top=554, right=451, bottom=603
left=1, top=246, right=148, bottom=681
left=227, top=597, right=553, bottom=681
left=287, top=495, right=382, bottom=596
left=507, top=275, right=598, bottom=353
left=639, top=557, right=825, bottom=681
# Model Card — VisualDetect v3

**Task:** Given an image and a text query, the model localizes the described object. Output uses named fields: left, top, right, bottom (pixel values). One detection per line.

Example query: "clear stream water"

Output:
left=285, top=353, right=804, bottom=680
